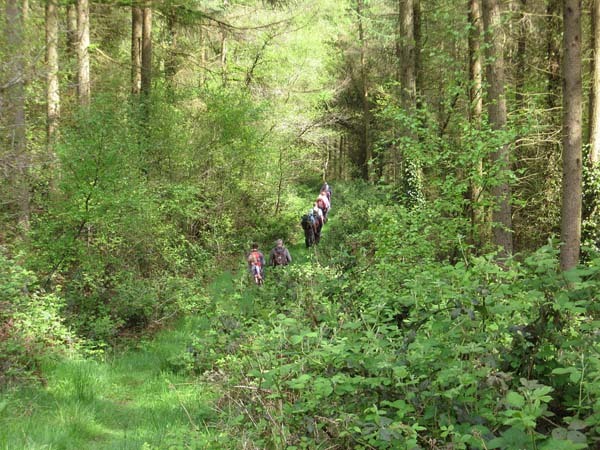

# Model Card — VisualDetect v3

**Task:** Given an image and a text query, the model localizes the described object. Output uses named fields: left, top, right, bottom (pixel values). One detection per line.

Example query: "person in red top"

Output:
left=247, top=243, right=265, bottom=284
left=316, top=190, right=330, bottom=221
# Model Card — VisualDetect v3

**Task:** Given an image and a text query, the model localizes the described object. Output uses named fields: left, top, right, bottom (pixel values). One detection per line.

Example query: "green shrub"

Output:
left=0, top=253, right=78, bottom=384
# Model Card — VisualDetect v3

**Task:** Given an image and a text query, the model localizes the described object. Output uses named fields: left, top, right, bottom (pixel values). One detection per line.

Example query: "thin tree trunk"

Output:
left=560, top=0, right=583, bottom=271
left=141, top=7, right=152, bottom=96
left=590, top=0, right=600, bottom=164
left=65, top=1, right=77, bottom=92
left=414, top=0, right=422, bottom=103
left=483, top=0, right=513, bottom=257
left=77, top=0, right=90, bottom=106
left=165, top=9, right=178, bottom=92
left=220, top=27, right=227, bottom=87
left=198, top=18, right=206, bottom=87
left=66, top=2, right=77, bottom=57
left=546, top=0, right=561, bottom=110
left=468, top=0, right=484, bottom=245
left=46, top=0, right=60, bottom=144
left=398, top=0, right=421, bottom=204
left=337, top=135, right=343, bottom=180
left=131, top=6, right=142, bottom=95
left=515, top=0, right=527, bottom=107
left=357, top=0, right=370, bottom=181
left=5, top=0, right=29, bottom=229
left=399, top=0, right=416, bottom=108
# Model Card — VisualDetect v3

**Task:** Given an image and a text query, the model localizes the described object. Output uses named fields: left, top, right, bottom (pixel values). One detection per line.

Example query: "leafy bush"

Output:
left=181, top=183, right=600, bottom=449
left=0, top=253, right=78, bottom=385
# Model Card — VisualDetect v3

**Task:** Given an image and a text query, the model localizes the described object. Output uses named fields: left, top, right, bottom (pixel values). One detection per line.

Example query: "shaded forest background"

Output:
left=1, top=0, right=600, bottom=448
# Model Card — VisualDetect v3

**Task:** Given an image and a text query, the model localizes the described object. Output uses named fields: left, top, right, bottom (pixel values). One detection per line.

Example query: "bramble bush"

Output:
left=181, top=183, right=600, bottom=449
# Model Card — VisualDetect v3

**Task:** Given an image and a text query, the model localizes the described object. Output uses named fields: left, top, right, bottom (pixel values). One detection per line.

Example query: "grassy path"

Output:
left=0, top=277, right=242, bottom=450
left=1, top=216, right=332, bottom=449
left=1, top=328, right=222, bottom=450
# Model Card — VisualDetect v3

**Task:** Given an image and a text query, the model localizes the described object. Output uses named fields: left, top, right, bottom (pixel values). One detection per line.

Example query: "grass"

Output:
left=0, top=339, right=226, bottom=449
left=0, top=291, right=235, bottom=449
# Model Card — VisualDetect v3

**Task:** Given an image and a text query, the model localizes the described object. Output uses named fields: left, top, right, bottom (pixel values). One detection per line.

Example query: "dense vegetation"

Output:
left=1, top=0, right=600, bottom=448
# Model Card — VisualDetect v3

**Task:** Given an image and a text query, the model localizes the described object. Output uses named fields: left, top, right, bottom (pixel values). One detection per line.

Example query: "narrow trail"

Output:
left=1, top=273, right=245, bottom=449
left=2, top=190, right=337, bottom=449
left=1, top=249, right=332, bottom=449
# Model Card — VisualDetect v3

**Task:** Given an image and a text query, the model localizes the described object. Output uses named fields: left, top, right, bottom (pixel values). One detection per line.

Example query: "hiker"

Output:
left=247, top=243, right=265, bottom=284
left=316, top=190, right=330, bottom=221
left=301, top=211, right=318, bottom=248
left=270, top=239, right=292, bottom=267
left=312, top=205, right=324, bottom=242
left=321, top=182, right=332, bottom=201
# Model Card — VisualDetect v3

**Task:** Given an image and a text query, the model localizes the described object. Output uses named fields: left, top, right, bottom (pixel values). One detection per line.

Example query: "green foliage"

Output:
left=166, top=183, right=600, bottom=449
left=0, top=253, right=77, bottom=385
left=583, top=163, right=600, bottom=257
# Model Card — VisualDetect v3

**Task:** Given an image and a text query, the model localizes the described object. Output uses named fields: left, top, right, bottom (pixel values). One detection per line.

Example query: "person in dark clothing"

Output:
left=269, top=239, right=292, bottom=266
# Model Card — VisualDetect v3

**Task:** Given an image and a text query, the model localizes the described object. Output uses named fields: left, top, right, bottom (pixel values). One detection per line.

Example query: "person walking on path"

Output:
left=247, top=243, right=265, bottom=284
left=270, top=239, right=292, bottom=267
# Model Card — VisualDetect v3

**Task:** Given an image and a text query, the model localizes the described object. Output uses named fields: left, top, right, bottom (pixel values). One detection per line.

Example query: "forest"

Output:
left=1, top=0, right=600, bottom=448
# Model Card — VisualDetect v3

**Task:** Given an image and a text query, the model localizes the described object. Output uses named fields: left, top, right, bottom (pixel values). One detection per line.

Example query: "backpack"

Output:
left=273, top=247, right=287, bottom=266
left=248, top=250, right=262, bottom=267
left=301, top=213, right=315, bottom=229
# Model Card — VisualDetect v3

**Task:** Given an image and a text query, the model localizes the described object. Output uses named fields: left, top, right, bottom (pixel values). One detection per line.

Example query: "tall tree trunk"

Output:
left=5, top=0, right=29, bottom=229
left=131, top=6, right=142, bottom=95
left=46, top=0, right=60, bottom=144
left=357, top=0, right=370, bottom=181
left=399, top=0, right=416, bottom=109
left=590, top=0, right=600, bottom=165
left=398, top=0, right=422, bottom=205
left=220, top=26, right=227, bottom=87
left=66, top=2, right=77, bottom=58
left=141, top=7, right=152, bottom=96
left=65, top=1, right=77, bottom=92
left=561, top=0, right=583, bottom=271
left=515, top=0, right=527, bottom=107
left=198, top=19, right=206, bottom=87
left=483, top=0, right=513, bottom=257
left=414, top=0, right=422, bottom=103
left=546, top=0, right=561, bottom=110
left=77, top=0, right=90, bottom=106
left=468, top=0, right=484, bottom=244
left=165, top=9, right=178, bottom=92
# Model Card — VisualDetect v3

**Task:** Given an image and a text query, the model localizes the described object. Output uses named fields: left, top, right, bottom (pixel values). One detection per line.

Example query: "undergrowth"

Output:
left=2, top=183, right=600, bottom=449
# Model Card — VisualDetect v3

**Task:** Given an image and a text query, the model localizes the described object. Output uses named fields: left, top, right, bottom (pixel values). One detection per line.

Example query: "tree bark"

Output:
left=560, top=0, right=582, bottom=271
left=131, top=7, right=142, bottom=95
left=66, top=2, right=77, bottom=58
left=414, top=0, right=422, bottom=103
left=165, top=9, right=178, bottom=92
left=77, top=0, right=90, bottom=106
left=514, top=0, right=527, bottom=107
left=141, top=6, right=152, bottom=96
left=590, top=0, right=600, bottom=165
left=220, top=26, right=228, bottom=86
left=399, top=0, right=416, bottom=109
left=483, top=0, right=513, bottom=257
left=46, top=0, right=60, bottom=144
left=357, top=0, right=370, bottom=181
left=5, top=0, right=29, bottom=229
left=546, top=0, right=561, bottom=110
left=468, top=0, right=484, bottom=244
